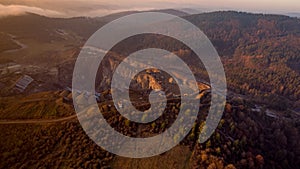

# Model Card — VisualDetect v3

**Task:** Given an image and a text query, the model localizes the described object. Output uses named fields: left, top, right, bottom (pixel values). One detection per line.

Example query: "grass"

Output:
left=0, top=91, right=74, bottom=120
left=0, top=31, right=82, bottom=68
left=0, top=33, right=20, bottom=53
left=111, top=145, right=192, bottom=169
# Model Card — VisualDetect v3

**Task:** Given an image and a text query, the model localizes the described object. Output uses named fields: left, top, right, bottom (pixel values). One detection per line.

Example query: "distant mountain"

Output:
left=96, top=9, right=189, bottom=22
left=147, top=9, right=189, bottom=16
left=286, top=12, right=300, bottom=18
left=0, top=9, right=189, bottom=41
left=178, top=8, right=206, bottom=14
left=0, top=12, right=105, bottom=41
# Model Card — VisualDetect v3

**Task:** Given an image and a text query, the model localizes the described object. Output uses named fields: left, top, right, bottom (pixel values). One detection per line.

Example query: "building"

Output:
left=15, top=75, right=34, bottom=92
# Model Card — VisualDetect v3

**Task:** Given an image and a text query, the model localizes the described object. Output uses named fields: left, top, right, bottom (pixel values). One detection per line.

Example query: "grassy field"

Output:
left=0, top=31, right=82, bottom=68
left=111, top=145, right=192, bottom=169
left=0, top=91, right=74, bottom=120
left=0, top=33, right=20, bottom=53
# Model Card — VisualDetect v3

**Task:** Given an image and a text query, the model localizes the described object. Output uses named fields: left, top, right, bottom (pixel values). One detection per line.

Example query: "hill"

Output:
left=183, top=11, right=300, bottom=109
left=0, top=10, right=300, bottom=169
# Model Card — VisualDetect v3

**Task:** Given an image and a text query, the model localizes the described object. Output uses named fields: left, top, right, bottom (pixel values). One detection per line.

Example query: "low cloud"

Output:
left=0, top=0, right=299, bottom=18
left=83, top=7, right=157, bottom=17
left=0, top=1, right=193, bottom=18
left=0, top=4, right=157, bottom=18
left=0, top=4, right=64, bottom=17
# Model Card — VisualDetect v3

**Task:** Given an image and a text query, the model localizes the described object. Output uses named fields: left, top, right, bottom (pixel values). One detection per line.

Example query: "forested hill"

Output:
left=185, top=11, right=300, bottom=58
left=0, top=11, right=299, bottom=109
left=0, top=10, right=300, bottom=169
left=184, top=11, right=300, bottom=109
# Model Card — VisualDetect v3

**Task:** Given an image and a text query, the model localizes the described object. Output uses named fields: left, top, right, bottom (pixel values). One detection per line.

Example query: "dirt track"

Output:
left=0, top=114, right=77, bottom=125
left=0, top=91, right=211, bottom=125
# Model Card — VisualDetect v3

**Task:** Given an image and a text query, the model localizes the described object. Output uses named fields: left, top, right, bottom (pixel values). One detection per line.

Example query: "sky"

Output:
left=0, top=0, right=299, bottom=18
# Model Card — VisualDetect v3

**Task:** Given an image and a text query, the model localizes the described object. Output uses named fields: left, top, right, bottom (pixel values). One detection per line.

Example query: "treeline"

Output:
left=187, top=97, right=300, bottom=169
left=226, top=65, right=300, bottom=109
left=185, top=11, right=300, bottom=109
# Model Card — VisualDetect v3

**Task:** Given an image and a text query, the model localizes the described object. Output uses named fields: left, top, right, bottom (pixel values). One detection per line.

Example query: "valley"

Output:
left=0, top=10, right=299, bottom=169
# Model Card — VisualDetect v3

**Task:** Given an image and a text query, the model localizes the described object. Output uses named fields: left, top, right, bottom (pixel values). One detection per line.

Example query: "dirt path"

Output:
left=3, top=34, right=27, bottom=53
left=0, top=90, right=210, bottom=125
left=0, top=114, right=77, bottom=125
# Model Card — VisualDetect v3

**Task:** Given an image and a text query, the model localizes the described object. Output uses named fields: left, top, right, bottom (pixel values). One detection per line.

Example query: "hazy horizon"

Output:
left=0, top=0, right=299, bottom=18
